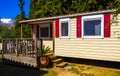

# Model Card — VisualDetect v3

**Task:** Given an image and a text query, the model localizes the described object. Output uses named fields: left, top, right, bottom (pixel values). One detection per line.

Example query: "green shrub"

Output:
left=0, top=53, right=2, bottom=62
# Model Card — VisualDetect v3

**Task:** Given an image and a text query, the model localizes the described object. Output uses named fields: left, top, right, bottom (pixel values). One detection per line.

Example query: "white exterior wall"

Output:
left=54, top=15, right=120, bottom=62
left=43, top=40, right=53, bottom=51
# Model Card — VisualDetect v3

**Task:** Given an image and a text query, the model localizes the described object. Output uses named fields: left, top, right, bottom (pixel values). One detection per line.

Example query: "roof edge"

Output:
left=19, top=9, right=115, bottom=24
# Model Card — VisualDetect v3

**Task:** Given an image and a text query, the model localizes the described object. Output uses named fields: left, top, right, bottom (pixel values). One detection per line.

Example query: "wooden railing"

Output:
left=2, top=38, right=42, bottom=57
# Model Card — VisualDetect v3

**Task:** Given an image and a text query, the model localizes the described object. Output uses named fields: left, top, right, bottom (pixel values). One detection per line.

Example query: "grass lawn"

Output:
left=0, top=53, right=119, bottom=76
left=68, top=63, right=120, bottom=76
left=0, top=62, right=119, bottom=76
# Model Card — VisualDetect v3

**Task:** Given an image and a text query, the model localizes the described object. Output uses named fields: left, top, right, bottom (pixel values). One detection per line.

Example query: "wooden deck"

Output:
left=2, top=38, right=42, bottom=68
left=3, top=54, right=37, bottom=67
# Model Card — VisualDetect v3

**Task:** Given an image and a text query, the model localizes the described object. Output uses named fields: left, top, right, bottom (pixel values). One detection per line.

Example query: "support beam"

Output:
left=52, top=20, right=55, bottom=54
left=33, top=25, right=37, bottom=39
left=52, top=20, right=55, bottom=39
left=31, top=25, right=33, bottom=39
left=33, top=25, right=37, bottom=54
left=2, top=39, right=4, bottom=56
left=21, top=24, right=23, bottom=38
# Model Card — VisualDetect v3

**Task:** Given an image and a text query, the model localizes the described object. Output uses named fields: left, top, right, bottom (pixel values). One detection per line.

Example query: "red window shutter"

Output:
left=76, top=16, right=82, bottom=38
left=50, top=24, right=53, bottom=38
left=36, top=25, right=39, bottom=38
left=55, top=19, right=59, bottom=38
left=104, top=13, right=110, bottom=37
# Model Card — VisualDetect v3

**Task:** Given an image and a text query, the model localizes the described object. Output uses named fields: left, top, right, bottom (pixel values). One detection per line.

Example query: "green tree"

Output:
left=29, top=0, right=120, bottom=19
left=29, top=0, right=62, bottom=18
left=0, top=25, right=15, bottom=42
left=114, top=0, right=120, bottom=16
left=18, top=0, right=26, bottom=19
left=15, top=0, right=31, bottom=38
left=15, top=14, right=22, bottom=38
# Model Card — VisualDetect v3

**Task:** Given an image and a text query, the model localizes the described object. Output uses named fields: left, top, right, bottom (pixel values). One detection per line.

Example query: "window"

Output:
left=82, top=15, right=104, bottom=38
left=60, top=18, right=70, bottom=38
left=39, top=24, right=50, bottom=38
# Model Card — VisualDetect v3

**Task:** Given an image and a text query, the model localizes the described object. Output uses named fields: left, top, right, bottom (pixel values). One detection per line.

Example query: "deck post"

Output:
left=2, top=39, right=4, bottom=56
left=33, top=25, right=37, bottom=52
left=40, top=39, right=43, bottom=50
left=16, top=39, right=18, bottom=56
left=34, top=39, right=37, bottom=53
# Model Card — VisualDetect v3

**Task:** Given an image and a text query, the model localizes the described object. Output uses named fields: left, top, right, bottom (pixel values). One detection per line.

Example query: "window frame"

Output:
left=82, top=14, right=104, bottom=38
left=60, top=18, right=70, bottom=38
left=39, top=23, right=50, bottom=39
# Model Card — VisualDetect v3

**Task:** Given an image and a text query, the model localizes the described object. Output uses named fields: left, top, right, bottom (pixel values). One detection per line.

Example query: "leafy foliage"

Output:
left=114, top=1, right=120, bottom=16
left=15, top=0, right=31, bottom=38
left=36, top=45, right=51, bottom=56
left=0, top=25, right=15, bottom=42
left=29, top=0, right=62, bottom=18
left=18, top=0, right=26, bottom=19
left=29, top=0, right=120, bottom=19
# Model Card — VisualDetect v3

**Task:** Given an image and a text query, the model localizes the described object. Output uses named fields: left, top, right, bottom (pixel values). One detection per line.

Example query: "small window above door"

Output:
left=39, top=23, right=50, bottom=39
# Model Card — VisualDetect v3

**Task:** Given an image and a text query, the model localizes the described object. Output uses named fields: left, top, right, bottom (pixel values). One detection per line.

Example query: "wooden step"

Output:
left=41, top=68, right=48, bottom=71
left=49, top=55, right=57, bottom=60
left=56, top=62, right=67, bottom=67
left=46, top=52, right=53, bottom=56
left=52, top=58, right=62, bottom=64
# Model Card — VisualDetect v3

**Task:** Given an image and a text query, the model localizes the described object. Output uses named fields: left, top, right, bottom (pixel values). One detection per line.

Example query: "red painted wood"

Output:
left=76, top=17, right=82, bottom=38
left=104, top=13, right=111, bottom=37
left=55, top=19, right=59, bottom=38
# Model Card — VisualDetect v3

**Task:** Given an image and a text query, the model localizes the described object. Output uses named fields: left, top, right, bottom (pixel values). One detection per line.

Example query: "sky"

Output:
left=0, top=0, right=30, bottom=19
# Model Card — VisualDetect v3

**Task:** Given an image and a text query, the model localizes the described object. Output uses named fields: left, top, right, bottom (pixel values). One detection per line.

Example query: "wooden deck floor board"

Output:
left=3, top=54, right=37, bottom=67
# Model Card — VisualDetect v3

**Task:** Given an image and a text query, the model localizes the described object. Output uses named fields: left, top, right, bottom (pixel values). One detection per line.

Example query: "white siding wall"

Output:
left=43, top=40, right=53, bottom=50
left=55, top=15, right=120, bottom=62
left=111, top=14, right=120, bottom=38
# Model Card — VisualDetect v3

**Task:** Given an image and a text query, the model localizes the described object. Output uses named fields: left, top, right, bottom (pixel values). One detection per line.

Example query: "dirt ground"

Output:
left=0, top=61, right=120, bottom=76
left=52, top=68, right=79, bottom=76
left=51, top=63, right=120, bottom=76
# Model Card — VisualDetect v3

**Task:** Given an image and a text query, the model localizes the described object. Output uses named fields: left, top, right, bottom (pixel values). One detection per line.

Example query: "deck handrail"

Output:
left=2, top=38, right=42, bottom=57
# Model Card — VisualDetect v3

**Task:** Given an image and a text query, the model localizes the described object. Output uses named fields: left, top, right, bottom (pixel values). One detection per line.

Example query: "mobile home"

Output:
left=2, top=10, right=120, bottom=66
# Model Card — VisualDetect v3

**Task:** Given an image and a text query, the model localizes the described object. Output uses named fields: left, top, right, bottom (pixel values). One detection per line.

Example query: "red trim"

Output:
left=36, top=25, right=39, bottom=38
left=55, top=19, right=59, bottom=38
left=104, top=13, right=110, bottom=37
left=76, top=17, right=82, bottom=38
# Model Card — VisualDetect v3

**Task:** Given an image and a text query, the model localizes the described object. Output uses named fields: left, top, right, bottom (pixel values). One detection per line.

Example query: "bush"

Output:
left=0, top=51, right=2, bottom=61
